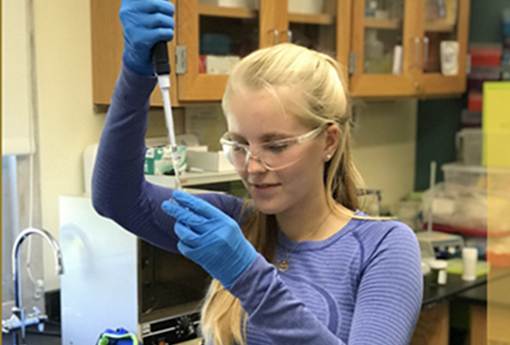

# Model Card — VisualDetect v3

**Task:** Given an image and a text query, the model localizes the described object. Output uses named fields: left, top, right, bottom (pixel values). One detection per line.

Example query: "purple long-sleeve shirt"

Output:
left=92, top=63, right=423, bottom=345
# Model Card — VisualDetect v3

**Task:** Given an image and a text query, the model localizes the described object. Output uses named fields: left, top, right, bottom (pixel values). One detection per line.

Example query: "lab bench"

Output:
left=411, top=267, right=510, bottom=345
left=411, top=273, right=487, bottom=345
left=5, top=270, right=508, bottom=345
left=1, top=321, right=61, bottom=345
left=456, top=271, right=510, bottom=344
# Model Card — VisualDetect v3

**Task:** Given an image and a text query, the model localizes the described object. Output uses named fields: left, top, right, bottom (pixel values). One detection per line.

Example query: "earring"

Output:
left=326, top=154, right=332, bottom=161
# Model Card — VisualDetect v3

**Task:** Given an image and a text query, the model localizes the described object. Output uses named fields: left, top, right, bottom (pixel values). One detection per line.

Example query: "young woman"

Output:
left=92, top=1, right=423, bottom=344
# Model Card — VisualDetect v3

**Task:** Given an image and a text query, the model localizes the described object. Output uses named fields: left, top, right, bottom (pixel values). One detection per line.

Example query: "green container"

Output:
left=145, top=146, right=186, bottom=175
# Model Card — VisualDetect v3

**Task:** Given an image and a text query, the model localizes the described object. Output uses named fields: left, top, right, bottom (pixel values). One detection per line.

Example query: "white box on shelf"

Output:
left=187, top=150, right=235, bottom=172
left=288, top=0, right=324, bottom=14
left=442, top=163, right=487, bottom=189
left=201, top=55, right=240, bottom=75
left=199, top=0, right=258, bottom=10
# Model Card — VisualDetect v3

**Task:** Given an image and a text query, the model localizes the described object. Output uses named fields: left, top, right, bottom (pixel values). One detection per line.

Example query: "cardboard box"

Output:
left=187, top=150, right=235, bottom=172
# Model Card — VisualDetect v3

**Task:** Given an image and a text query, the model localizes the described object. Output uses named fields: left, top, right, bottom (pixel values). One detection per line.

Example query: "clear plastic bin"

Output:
left=422, top=182, right=510, bottom=234
left=442, top=163, right=510, bottom=192
left=442, top=163, right=488, bottom=189
left=423, top=163, right=510, bottom=234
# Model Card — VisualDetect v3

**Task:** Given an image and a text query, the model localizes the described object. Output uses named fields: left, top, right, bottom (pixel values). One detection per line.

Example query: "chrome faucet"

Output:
left=2, top=227, right=63, bottom=345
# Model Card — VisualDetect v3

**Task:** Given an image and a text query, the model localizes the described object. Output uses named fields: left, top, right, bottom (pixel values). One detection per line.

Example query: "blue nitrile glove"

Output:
left=119, top=0, right=175, bottom=76
left=161, top=190, right=258, bottom=288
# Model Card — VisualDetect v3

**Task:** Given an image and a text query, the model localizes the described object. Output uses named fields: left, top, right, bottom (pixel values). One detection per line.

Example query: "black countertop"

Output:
left=4, top=269, right=507, bottom=344
left=456, top=269, right=510, bottom=307
left=424, top=267, right=510, bottom=309
left=422, top=273, right=487, bottom=309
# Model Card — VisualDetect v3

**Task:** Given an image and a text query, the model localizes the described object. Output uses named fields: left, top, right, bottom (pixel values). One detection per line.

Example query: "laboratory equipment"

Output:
left=61, top=196, right=208, bottom=345
left=462, top=247, right=478, bottom=281
left=429, top=259, right=448, bottom=286
left=152, top=41, right=182, bottom=190
left=416, top=230, right=464, bottom=261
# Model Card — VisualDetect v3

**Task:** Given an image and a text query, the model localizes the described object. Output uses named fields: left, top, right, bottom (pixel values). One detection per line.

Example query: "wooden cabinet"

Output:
left=91, top=0, right=470, bottom=105
left=177, top=0, right=351, bottom=101
left=349, top=0, right=470, bottom=98
left=91, top=0, right=351, bottom=105
left=91, top=0, right=180, bottom=106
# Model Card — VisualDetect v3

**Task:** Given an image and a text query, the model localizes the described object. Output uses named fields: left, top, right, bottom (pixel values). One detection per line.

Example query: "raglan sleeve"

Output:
left=348, top=223, right=423, bottom=344
left=227, top=222, right=422, bottom=345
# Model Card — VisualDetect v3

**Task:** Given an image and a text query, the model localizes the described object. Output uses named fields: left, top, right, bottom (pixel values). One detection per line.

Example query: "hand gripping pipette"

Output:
left=151, top=41, right=182, bottom=190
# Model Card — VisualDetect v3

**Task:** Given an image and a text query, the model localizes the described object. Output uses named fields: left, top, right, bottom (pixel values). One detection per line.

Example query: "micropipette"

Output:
left=151, top=41, right=182, bottom=190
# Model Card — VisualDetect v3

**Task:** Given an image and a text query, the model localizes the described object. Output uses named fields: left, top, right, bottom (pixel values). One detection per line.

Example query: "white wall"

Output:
left=32, top=1, right=417, bottom=290
left=33, top=0, right=105, bottom=291
left=352, top=100, right=417, bottom=214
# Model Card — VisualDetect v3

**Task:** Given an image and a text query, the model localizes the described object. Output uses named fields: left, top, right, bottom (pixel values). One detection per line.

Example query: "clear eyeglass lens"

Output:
left=221, top=125, right=327, bottom=170
left=223, top=140, right=303, bottom=170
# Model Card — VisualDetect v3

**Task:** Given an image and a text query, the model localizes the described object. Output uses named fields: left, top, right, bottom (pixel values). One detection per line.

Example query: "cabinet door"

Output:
left=350, top=0, right=417, bottom=98
left=91, top=0, right=179, bottom=106
left=177, top=0, right=285, bottom=102
left=414, top=0, right=469, bottom=96
left=287, top=0, right=352, bottom=84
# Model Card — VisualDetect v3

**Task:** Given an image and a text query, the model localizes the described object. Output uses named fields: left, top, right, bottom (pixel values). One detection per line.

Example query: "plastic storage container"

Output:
left=442, top=163, right=510, bottom=193
left=467, top=92, right=483, bottom=111
left=419, top=164, right=510, bottom=235
left=467, top=66, right=501, bottom=92
left=456, top=128, right=483, bottom=166
left=469, top=44, right=503, bottom=67
left=442, top=163, right=487, bottom=188
left=461, top=109, right=482, bottom=128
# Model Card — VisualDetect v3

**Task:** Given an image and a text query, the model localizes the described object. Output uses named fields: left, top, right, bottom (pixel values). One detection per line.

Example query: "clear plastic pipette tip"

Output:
left=157, top=74, right=182, bottom=190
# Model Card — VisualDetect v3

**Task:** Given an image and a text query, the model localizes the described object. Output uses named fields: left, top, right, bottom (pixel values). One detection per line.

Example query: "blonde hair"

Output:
left=201, top=43, right=363, bottom=345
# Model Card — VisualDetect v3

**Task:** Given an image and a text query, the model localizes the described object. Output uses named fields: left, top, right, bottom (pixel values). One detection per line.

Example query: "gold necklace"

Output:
left=276, top=211, right=332, bottom=271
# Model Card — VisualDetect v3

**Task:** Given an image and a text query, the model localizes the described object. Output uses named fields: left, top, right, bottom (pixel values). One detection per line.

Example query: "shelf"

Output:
left=198, top=4, right=256, bottom=19
left=364, top=18, right=401, bottom=30
left=145, top=170, right=240, bottom=188
left=424, top=223, right=510, bottom=238
left=288, top=13, right=334, bottom=25
left=425, top=22, right=456, bottom=32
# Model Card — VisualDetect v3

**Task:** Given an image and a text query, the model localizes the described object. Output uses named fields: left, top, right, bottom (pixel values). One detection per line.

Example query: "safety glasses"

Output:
left=220, top=124, right=330, bottom=171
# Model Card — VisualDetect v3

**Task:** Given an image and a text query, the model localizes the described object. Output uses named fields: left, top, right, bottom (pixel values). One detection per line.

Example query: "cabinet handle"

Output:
left=269, top=29, right=279, bottom=45
left=414, top=37, right=420, bottom=68
left=287, top=30, right=293, bottom=43
left=423, top=36, right=429, bottom=72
